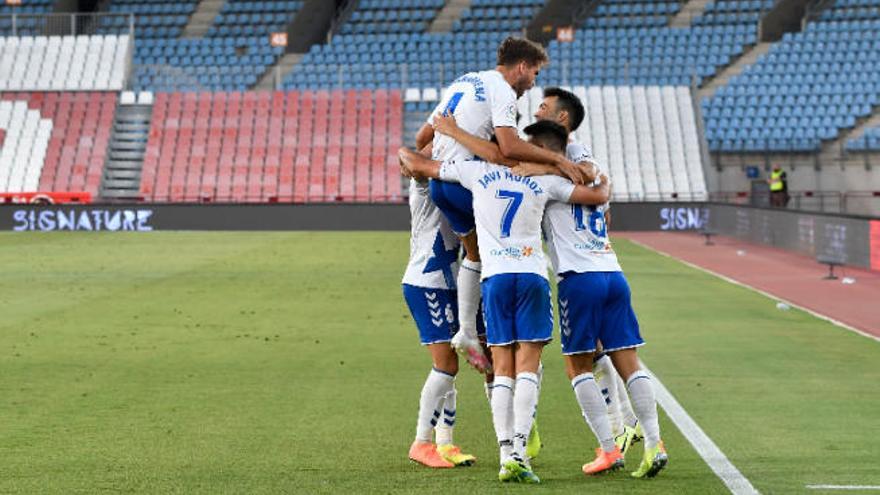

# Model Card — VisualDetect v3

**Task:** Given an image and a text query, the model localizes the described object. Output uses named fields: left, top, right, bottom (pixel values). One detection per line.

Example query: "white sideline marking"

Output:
left=626, top=238, right=880, bottom=344
left=642, top=364, right=760, bottom=495
left=806, top=486, right=880, bottom=491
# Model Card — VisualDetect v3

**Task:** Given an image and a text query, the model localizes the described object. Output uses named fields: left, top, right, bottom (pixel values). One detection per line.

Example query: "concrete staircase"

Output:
left=698, top=42, right=773, bottom=99
left=254, top=53, right=304, bottom=90
left=99, top=102, right=153, bottom=201
left=820, top=105, right=880, bottom=158
left=182, top=0, right=225, bottom=38
left=429, top=0, right=471, bottom=33
left=669, top=0, right=713, bottom=27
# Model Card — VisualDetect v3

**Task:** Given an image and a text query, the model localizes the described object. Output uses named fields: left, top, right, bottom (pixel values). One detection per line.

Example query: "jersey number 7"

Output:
left=496, top=190, right=523, bottom=238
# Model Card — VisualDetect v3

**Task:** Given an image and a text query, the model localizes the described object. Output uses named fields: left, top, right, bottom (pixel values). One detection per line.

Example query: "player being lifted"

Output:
left=414, top=37, right=586, bottom=374
left=401, top=174, right=478, bottom=469
left=400, top=121, right=610, bottom=484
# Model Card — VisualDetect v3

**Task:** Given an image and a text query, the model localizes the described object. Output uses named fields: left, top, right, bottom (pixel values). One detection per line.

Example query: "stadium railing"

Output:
left=0, top=13, right=133, bottom=37
left=708, top=190, right=880, bottom=215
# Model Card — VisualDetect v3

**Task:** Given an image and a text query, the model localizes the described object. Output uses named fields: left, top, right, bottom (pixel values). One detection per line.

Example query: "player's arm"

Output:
left=432, top=114, right=518, bottom=167
left=415, top=123, right=434, bottom=151
left=494, top=127, right=585, bottom=184
left=567, top=174, right=611, bottom=206
left=512, top=162, right=564, bottom=178
left=399, top=147, right=442, bottom=180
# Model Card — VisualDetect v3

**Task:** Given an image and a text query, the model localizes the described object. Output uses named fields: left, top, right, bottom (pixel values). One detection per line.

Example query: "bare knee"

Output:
left=429, top=344, right=459, bottom=375
left=609, top=348, right=639, bottom=380
left=491, top=346, right=515, bottom=377
left=564, top=353, right=595, bottom=380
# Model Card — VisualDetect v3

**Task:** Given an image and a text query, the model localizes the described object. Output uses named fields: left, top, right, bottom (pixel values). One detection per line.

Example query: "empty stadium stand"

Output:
left=453, top=0, right=543, bottom=33
left=100, top=0, right=197, bottom=39
left=342, top=0, right=444, bottom=35
left=702, top=20, right=880, bottom=152
left=515, top=85, right=708, bottom=201
left=139, top=90, right=403, bottom=203
left=0, top=35, right=130, bottom=91
left=0, top=0, right=54, bottom=36
left=847, top=125, right=880, bottom=151
left=207, top=0, right=304, bottom=37
left=583, top=0, right=681, bottom=28
left=0, top=92, right=116, bottom=196
left=131, top=37, right=282, bottom=92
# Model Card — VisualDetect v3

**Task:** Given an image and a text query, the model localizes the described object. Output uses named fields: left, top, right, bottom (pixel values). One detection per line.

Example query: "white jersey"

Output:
left=402, top=179, right=461, bottom=289
left=566, top=141, right=593, bottom=165
left=429, top=70, right=518, bottom=162
left=440, top=160, right=574, bottom=281
left=542, top=143, right=621, bottom=275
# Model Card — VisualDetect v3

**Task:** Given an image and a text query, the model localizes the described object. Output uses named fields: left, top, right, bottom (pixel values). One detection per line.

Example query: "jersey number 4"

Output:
left=496, top=190, right=523, bottom=238
left=572, top=205, right=607, bottom=238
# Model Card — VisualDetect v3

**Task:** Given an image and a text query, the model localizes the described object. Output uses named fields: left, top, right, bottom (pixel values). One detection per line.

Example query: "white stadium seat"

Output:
left=0, top=35, right=130, bottom=91
left=506, top=85, right=709, bottom=201
left=0, top=101, right=53, bottom=193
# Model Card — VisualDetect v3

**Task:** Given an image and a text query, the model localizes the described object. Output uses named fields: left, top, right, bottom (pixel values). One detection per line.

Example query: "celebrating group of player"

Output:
left=399, top=37, right=668, bottom=484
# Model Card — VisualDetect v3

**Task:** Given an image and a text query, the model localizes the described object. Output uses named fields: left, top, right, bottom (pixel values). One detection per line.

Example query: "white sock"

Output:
left=616, top=370, right=638, bottom=428
left=513, top=372, right=539, bottom=459
left=533, top=362, right=543, bottom=423
left=484, top=380, right=494, bottom=402
left=572, top=372, right=616, bottom=452
left=415, top=368, right=455, bottom=443
left=457, top=259, right=482, bottom=338
left=435, top=387, right=456, bottom=446
left=626, top=370, right=661, bottom=449
left=594, top=355, right=624, bottom=436
left=490, top=376, right=515, bottom=461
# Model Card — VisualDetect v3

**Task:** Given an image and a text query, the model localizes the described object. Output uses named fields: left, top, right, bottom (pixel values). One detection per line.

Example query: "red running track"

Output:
left=617, top=232, right=880, bottom=338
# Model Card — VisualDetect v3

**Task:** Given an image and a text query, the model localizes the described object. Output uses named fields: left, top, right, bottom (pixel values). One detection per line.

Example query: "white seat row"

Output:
left=0, top=35, right=130, bottom=91
left=0, top=101, right=53, bottom=192
left=120, top=91, right=155, bottom=105
left=516, top=85, right=709, bottom=201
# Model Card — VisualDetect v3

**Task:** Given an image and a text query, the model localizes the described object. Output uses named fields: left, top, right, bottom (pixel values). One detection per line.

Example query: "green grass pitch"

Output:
left=1, top=232, right=878, bottom=494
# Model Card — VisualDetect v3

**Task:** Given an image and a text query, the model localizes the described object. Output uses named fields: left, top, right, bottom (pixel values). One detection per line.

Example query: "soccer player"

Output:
left=414, top=37, right=585, bottom=373
left=401, top=173, right=477, bottom=469
left=541, top=161, right=668, bottom=479
left=531, top=87, right=645, bottom=455
left=399, top=121, right=610, bottom=484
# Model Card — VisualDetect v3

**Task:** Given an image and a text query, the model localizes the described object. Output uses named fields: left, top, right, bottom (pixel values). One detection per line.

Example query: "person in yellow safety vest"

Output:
left=768, top=165, right=788, bottom=208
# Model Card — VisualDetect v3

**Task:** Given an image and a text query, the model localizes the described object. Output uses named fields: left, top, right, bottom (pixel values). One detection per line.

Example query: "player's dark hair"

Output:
left=497, top=37, right=548, bottom=67
left=523, top=120, right=568, bottom=153
left=543, top=87, right=585, bottom=132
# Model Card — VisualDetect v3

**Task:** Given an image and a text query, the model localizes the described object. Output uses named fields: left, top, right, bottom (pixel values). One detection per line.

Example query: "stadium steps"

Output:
left=821, top=104, right=880, bottom=158
left=697, top=42, right=773, bottom=99
left=428, top=0, right=471, bottom=33
left=181, top=0, right=226, bottom=38
left=99, top=102, right=153, bottom=200
left=254, top=53, right=304, bottom=90
left=668, top=0, right=713, bottom=27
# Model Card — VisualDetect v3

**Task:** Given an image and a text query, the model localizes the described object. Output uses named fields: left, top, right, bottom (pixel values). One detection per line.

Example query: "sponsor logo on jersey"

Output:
left=489, top=246, right=535, bottom=260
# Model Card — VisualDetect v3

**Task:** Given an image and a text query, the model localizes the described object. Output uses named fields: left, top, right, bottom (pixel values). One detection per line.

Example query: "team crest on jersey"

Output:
left=506, top=103, right=517, bottom=121
left=444, top=303, right=455, bottom=324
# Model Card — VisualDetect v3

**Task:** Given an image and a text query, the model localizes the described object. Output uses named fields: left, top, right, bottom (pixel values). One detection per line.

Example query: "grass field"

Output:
left=1, top=232, right=878, bottom=494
